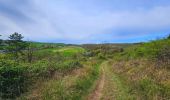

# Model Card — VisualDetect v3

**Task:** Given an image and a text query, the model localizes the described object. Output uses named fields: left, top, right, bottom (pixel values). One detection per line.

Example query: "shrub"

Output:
left=156, top=47, right=170, bottom=69
left=28, top=60, right=57, bottom=78
left=139, top=78, right=160, bottom=96
left=57, top=60, right=82, bottom=72
left=167, top=34, right=170, bottom=39
left=0, top=60, right=27, bottom=99
left=97, top=53, right=106, bottom=60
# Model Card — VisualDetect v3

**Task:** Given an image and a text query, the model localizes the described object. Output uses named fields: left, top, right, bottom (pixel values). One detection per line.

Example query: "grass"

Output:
left=102, top=61, right=136, bottom=100
left=1, top=37, right=170, bottom=99
left=53, top=46, right=85, bottom=57
left=16, top=46, right=100, bottom=100
left=107, top=38, right=170, bottom=99
left=110, top=38, right=170, bottom=99
left=114, top=39, right=170, bottom=60
left=1, top=45, right=87, bottom=99
left=110, top=59, right=170, bottom=99
left=35, top=60, right=101, bottom=100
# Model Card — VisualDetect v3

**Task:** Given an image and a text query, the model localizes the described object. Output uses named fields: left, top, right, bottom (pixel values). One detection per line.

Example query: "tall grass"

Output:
left=1, top=46, right=86, bottom=99
left=40, top=60, right=101, bottom=100
left=111, top=39, right=170, bottom=99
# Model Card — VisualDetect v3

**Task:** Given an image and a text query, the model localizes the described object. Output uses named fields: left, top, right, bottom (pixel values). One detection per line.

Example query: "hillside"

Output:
left=0, top=37, right=170, bottom=100
left=105, top=38, right=170, bottom=99
left=1, top=0, right=170, bottom=100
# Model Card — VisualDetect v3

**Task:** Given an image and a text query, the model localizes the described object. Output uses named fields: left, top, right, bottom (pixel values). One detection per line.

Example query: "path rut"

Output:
left=88, top=62, right=106, bottom=100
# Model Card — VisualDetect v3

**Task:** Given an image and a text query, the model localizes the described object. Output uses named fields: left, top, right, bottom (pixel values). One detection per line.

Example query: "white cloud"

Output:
left=0, top=0, right=170, bottom=43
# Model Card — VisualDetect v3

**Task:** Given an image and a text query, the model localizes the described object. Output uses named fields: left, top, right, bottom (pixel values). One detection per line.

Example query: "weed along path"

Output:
left=18, top=60, right=132, bottom=100
left=88, top=61, right=132, bottom=100
left=88, top=62, right=106, bottom=100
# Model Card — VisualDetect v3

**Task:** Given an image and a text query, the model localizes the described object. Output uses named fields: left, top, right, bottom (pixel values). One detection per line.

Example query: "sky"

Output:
left=0, top=0, right=170, bottom=44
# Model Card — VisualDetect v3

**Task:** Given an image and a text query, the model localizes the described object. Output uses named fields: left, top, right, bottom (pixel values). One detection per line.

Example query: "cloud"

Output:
left=0, top=0, right=170, bottom=43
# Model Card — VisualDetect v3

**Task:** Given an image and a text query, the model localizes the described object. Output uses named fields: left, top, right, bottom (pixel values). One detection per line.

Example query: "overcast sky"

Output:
left=0, top=0, right=170, bottom=44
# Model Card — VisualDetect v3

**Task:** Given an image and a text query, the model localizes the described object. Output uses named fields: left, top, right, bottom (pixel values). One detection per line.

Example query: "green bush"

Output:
left=57, top=60, right=82, bottom=72
left=156, top=46, right=170, bottom=69
left=138, top=78, right=161, bottom=99
left=60, top=63, right=100, bottom=99
left=167, top=34, right=170, bottom=39
left=28, top=59, right=82, bottom=78
left=116, top=39, right=170, bottom=60
left=28, top=60, right=57, bottom=78
left=0, top=60, right=27, bottom=99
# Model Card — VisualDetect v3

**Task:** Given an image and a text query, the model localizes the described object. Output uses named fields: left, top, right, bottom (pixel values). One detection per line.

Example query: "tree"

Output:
left=0, top=35, right=4, bottom=50
left=0, top=59, right=27, bottom=98
left=26, top=42, right=35, bottom=63
left=0, top=35, right=2, bottom=45
left=6, top=32, right=27, bottom=63
left=168, top=34, right=170, bottom=39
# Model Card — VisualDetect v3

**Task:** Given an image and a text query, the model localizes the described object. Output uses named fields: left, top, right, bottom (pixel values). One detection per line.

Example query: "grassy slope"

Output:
left=115, top=39, right=170, bottom=59
left=31, top=42, right=66, bottom=48
left=2, top=39, right=169, bottom=99
left=40, top=60, right=101, bottom=100
left=53, top=46, right=85, bottom=57
left=19, top=60, right=101, bottom=100
left=18, top=46, right=101, bottom=100
left=109, top=39, right=170, bottom=99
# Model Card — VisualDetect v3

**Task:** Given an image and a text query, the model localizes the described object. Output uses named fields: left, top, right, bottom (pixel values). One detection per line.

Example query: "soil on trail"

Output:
left=88, top=63, right=105, bottom=100
left=87, top=61, right=130, bottom=100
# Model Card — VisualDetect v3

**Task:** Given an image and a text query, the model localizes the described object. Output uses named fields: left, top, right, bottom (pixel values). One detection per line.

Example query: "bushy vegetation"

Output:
left=39, top=59, right=101, bottom=100
left=0, top=59, right=27, bottom=98
left=115, top=39, right=170, bottom=60
left=110, top=38, right=170, bottom=99
left=1, top=32, right=170, bottom=99
left=82, top=44, right=126, bottom=59
left=0, top=33, right=88, bottom=99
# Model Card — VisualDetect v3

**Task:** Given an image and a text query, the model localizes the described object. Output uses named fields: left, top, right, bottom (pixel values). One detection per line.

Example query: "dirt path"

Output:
left=88, top=62, right=106, bottom=100
left=87, top=61, right=131, bottom=100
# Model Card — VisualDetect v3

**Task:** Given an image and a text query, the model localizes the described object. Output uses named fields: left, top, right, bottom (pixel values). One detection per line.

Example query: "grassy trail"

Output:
left=87, top=62, right=105, bottom=100
left=88, top=61, right=134, bottom=100
left=19, top=60, right=135, bottom=100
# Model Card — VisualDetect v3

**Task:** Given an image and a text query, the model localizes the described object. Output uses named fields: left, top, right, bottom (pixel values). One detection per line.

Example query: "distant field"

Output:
left=53, top=46, right=85, bottom=56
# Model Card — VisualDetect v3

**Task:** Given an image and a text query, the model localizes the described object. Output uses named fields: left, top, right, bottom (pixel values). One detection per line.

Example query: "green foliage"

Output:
left=97, top=53, right=106, bottom=59
left=69, top=63, right=100, bottom=99
left=41, top=62, right=100, bottom=100
left=28, top=60, right=55, bottom=77
left=57, top=60, right=83, bottom=72
left=111, top=38, right=170, bottom=99
left=156, top=46, right=170, bottom=69
left=138, top=78, right=165, bottom=99
left=68, top=63, right=100, bottom=99
left=0, top=59, right=27, bottom=99
left=167, top=34, right=170, bottom=39
left=5, top=32, right=28, bottom=62
left=1, top=33, right=89, bottom=99
left=26, top=42, right=36, bottom=63
left=9, top=32, right=23, bottom=40
left=138, top=78, right=170, bottom=100
left=0, top=35, right=3, bottom=50
left=0, top=35, right=2, bottom=45
left=30, top=42, right=66, bottom=49
left=27, top=59, right=82, bottom=78
left=114, top=39, right=170, bottom=60
left=57, top=46, right=85, bottom=57
left=33, top=49, right=55, bottom=60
